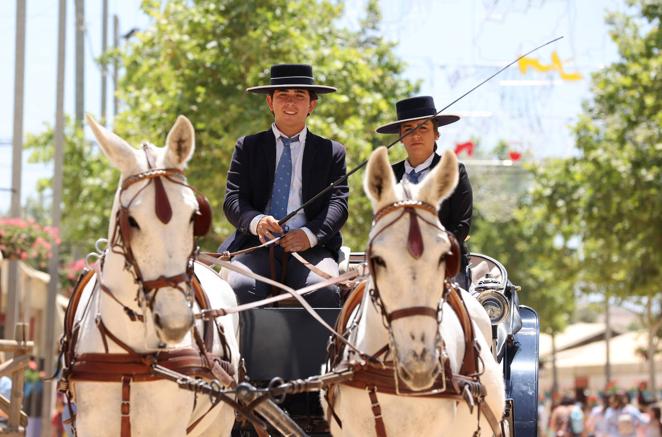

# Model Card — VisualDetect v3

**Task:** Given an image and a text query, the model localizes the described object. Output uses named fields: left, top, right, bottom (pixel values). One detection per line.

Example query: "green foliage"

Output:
left=537, top=0, right=661, bottom=298
left=25, top=117, right=118, bottom=249
left=473, top=0, right=662, bottom=334
left=470, top=167, right=579, bottom=335
left=110, top=0, right=417, bottom=251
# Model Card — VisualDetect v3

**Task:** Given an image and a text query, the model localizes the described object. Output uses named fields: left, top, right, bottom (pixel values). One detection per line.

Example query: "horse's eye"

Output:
left=128, top=216, right=140, bottom=229
left=190, top=212, right=196, bottom=223
left=371, top=256, right=386, bottom=268
left=438, top=254, right=447, bottom=267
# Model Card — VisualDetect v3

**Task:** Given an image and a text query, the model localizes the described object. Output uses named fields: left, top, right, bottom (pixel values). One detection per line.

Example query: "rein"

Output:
left=196, top=253, right=373, bottom=363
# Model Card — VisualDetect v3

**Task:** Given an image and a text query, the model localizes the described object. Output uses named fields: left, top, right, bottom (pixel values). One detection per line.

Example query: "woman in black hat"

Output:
left=220, top=64, right=348, bottom=307
left=376, top=95, right=473, bottom=289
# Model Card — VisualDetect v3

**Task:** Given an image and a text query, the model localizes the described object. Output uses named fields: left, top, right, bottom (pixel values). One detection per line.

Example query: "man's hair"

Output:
left=268, top=89, right=318, bottom=101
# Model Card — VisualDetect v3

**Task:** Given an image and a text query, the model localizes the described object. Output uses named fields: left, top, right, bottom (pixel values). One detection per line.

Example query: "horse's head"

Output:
left=364, top=146, right=460, bottom=390
left=87, top=114, right=211, bottom=346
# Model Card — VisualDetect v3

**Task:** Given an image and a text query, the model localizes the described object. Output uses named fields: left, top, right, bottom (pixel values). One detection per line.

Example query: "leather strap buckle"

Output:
left=121, top=400, right=130, bottom=416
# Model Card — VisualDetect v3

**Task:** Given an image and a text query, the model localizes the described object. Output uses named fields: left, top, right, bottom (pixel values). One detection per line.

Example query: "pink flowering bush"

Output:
left=65, top=258, right=86, bottom=281
left=0, top=217, right=61, bottom=271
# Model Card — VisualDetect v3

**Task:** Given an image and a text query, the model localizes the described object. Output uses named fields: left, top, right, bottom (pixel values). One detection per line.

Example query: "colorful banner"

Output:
left=454, top=141, right=475, bottom=156
left=518, top=50, right=582, bottom=81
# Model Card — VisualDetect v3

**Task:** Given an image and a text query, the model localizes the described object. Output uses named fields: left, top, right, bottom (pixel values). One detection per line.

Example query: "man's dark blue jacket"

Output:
left=219, top=129, right=349, bottom=258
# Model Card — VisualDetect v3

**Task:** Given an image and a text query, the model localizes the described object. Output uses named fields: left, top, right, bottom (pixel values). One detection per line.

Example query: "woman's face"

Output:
left=399, top=119, right=439, bottom=166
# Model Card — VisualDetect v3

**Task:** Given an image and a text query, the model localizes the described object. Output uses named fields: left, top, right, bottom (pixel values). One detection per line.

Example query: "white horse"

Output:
left=65, top=115, right=239, bottom=437
left=322, top=147, right=505, bottom=436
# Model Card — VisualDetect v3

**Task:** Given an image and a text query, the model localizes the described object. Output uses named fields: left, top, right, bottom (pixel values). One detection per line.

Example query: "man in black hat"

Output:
left=377, top=95, right=473, bottom=289
left=220, top=64, right=348, bottom=307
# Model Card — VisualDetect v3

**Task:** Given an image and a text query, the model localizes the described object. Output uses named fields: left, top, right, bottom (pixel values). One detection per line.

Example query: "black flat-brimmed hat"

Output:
left=376, top=96, right=460, bottom=134
left=246, top=64, right=337, bottom=94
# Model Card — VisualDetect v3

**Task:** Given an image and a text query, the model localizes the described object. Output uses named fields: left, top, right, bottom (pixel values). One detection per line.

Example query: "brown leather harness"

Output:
left=57, top=150, right=234, bottom=437
left=324, top=198, right=503, bottom=437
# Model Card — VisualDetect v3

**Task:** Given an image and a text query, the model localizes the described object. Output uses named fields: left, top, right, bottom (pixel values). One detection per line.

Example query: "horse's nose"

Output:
left=153, top=310, right=193, bottom=343
left=398, top=359, right=439, bottom=390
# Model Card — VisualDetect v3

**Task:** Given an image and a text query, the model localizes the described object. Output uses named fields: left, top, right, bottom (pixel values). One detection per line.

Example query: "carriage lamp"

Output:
left=477, top=292, right=510, bottom=324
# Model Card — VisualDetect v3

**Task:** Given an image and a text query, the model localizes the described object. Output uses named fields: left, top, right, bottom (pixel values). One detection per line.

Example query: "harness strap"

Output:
left=481, top=401, right=502, bottom=437
left=121, top=376, right=131, bottom=437
left=100, top=283, right=144, bottom=322
left=185, top=398, right=220, bottom=434
left=142, top=272, right=190, bottom=292
left=96, top=317, right=143, bottom=358
left=324, top=387, right=343, bottom=430
left=367, top=386, right=387, bottom=437
left=447, top=287, right=480, bottom=376
left=386, top=306, right=437, bottom=322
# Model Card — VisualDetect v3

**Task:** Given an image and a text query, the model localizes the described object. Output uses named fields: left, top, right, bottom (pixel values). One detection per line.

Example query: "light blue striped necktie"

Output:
left=407, top=169, right=421, bottom=184
left=269, top=135, right=299, bottom=219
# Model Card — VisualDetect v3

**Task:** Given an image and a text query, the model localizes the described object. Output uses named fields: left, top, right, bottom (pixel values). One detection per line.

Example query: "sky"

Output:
left=0, top=0, right=628, bottom=214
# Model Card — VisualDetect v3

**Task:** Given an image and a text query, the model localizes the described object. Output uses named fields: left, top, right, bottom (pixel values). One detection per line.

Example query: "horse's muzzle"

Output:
left=397, top=355, right=440, bottom=391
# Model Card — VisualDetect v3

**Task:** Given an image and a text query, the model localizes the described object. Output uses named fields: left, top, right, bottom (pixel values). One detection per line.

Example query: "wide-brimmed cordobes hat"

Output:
left=246, top=64, right=337, bottom=94
left=376, top=96, right=460, bottom=134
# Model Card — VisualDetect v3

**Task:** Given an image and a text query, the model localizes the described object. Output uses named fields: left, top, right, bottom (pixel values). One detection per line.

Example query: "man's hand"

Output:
left=256, top=216, right=283, bottom=243
left=279, top=229, right=311, bottom=253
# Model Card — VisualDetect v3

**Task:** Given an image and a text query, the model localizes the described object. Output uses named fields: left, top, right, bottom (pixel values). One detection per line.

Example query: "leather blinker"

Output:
left=193, top=194, right=212, bottom=237
left=444, top=232, right=461, bottom=279
left=119, top=208, right=132, bottom=245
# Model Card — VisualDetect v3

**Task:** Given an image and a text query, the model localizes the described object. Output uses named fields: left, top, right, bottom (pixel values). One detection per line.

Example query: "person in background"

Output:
left=642, top=405, right=661, bottom=437
left=586, top=393, right=609, bottom=437
left=551, top=395, right=577, bottom=437
left=50, top=394, right=65, bottom=437
left=604, top=391, right=647, bottom=437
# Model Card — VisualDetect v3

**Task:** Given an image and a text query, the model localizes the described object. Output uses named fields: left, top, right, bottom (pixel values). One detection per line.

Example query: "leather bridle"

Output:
left=367, top=198, right=461, bottom=322
left=365, top=197, right=461, bottom=383
left=106, top=144, right=212, bottom=322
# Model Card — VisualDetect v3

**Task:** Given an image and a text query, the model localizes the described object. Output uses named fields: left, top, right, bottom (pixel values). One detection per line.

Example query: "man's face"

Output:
left=266, top=89, right=317, bottom=133
left=399, top=119, right=439, bottom=163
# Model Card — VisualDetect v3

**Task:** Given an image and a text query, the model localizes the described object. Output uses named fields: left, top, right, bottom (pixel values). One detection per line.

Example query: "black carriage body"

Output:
left=503, top=306, right=540, bottom=437
left=234, top=252, right=540, bottom=436
left=236, top=308, right=340, bottom=435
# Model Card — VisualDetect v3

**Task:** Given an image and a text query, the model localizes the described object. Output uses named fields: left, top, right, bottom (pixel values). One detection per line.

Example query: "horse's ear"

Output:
left=417, top=149, right=459, bottom=207
left=364, top=146, right=397, bottom=210
left=164, top=115, right=195, bottom=168
left=86, top=113, right=138, bottom=172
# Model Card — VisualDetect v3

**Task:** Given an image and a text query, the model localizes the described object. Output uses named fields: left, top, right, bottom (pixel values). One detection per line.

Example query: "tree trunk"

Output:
left=646, top=291, right=659, bottom=398
left=552, top=332, right=558, bottom=398
left=605, top=292, right=611, bottom=388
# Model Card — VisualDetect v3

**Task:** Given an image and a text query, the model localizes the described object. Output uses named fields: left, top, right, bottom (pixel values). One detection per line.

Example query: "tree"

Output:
left=531, top=0, right=662, bottom=392
left=25, top=118, right=117, bottom=250
left=111, top=0, right=417, bottom=251
left=28, top=0, right=416, bottom=254
left=470, top=164, right=579, bottom=337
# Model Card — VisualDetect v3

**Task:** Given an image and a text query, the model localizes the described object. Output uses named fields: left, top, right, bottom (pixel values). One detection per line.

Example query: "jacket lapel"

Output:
left=265, top=130, right=277, bottom=197
left=301, top=130, right=317, bottom=202
left=430, top=151, right=441, bottom=169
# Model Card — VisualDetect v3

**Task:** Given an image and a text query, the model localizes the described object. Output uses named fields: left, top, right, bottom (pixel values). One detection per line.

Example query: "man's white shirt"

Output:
left=248, top=124, right=317, bottom=247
